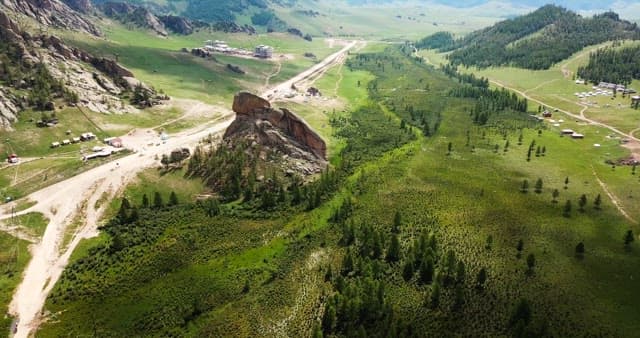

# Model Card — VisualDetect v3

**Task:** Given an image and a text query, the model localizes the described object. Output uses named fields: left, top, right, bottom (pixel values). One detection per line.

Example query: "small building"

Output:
left=110, top=137, right=123, bottom=148
left=62, top=139, right=71, bottom=146
left=72, top=137, right=81, bottom=143
left=51, top=142, right=61, bottom=148
left=571, top=133, right=584, bottom=139
left=254, top=45, right=273, bottom=59
left=561, top=129, right=575, bottom=135
left=542, top=110, right=552, bottom=118
left=80, top=132, right=96, bottom=141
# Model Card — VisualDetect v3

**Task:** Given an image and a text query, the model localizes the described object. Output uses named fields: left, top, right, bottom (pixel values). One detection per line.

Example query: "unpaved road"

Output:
left=2, top=104, right=233, bottom=338
left=1, top=41, right=359, bottom=338
left=262, top=40, right=358, bottom=101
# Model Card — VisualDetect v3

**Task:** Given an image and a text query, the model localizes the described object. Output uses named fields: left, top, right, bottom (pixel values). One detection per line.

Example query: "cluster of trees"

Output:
left=444, top=65, right=528, bottom=125
left=577, top=45, right=640, bottom=86
left=184, top=0, right=268, bottom=23
left=415, top=31, right=455, bottom=50
left=431, top=5, right=640, bottom=70
left=187, top=140, right=339, bottom=210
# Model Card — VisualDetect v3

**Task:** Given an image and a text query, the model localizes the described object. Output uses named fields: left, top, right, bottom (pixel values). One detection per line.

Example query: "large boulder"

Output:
left=62, top=0, right=93, bottom=13
left=159, top=15, right=193, bottom=35
left=232, top=92, right=271, bottom=115
left=226, top=92, right=326, bottom=161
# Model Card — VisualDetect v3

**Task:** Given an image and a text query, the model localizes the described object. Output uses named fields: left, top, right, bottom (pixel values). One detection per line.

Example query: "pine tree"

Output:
left=578, top=194, right=587, bottom=212
left=141, top=194, right=149, bottom=208
left=402, top=259, right=415, bottom=281
left=476, top=267, right=487, bottom=289
left=392, top=211, right=402, bottom=233
left=624, top=230, right=635, bottom=247
left=563, top=200, right=572, bottom=217
left=534, top=178, right=543, bottom=193
left=564, top=177, right=570, bottom=189
left=456, top=261, right=466, bottom=283
left=521, top=179, right=529, bottom=193
left=552, top=189, right=559, bottom=203
left=516, top=239, right=524, bottom=258
left=386, top=234, right=401, bottom=263
left=419, top=256, right=435, bottom=284
left=429, top=281, right=441, bottom=308
left=168, top=191, right=178, bottom=206
left=153, top=191, right=163, bottom=209
left=594, top=194, right=602, bottom=210
left=575, top=242, right=585, bottom=256
left=526, top=253, right=536, bottom=271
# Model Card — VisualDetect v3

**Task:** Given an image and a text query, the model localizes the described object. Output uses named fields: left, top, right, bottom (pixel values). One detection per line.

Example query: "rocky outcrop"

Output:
left=225, top=92, right=327, bottom=175
left=102, top=1, right=167, bottom=36
left=0, top=89, right=20, bottom=130
left=62, top=0, right=92, bottom=13
left=159, top=15, right=193, bottom=35
left=1, top=0, right=101, bottom=36
left=0, top=10, right=157, bottom=129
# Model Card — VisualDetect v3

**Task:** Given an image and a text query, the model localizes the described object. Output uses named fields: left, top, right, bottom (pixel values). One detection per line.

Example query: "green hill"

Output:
left=420, top=5, right=640, bottom=70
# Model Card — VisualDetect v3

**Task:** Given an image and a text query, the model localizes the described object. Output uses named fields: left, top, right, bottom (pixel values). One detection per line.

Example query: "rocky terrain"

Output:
left=101, top=1, right=196, bottom=36
left=0, top=10, right=157, bottom=129
left=0, top=0, right=100, bottom=36
left=224, top=92, right=327, bottom=175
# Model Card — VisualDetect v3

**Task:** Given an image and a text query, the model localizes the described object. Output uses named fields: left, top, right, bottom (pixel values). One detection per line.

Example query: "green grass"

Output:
left=13, top=212, right=48, bottom=237
left=0, top=232, right=31, bottom=335
left=59, top=23, right=340, bottom=105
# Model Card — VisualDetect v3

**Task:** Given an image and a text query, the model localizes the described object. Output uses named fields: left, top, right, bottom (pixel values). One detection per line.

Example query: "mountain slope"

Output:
left=423, top=5, right=640, bottom=70
left=0, top=0, right=101, bottom=36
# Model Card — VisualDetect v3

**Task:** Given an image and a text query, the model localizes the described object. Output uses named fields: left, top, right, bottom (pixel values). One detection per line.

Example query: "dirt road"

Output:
left=490, top=80, right=640, bottom=143
left=2, top=41, right=360, bottom=338
left=262, top=40, right=358, bottom=101
left=3, top=104, right=233, bottom=338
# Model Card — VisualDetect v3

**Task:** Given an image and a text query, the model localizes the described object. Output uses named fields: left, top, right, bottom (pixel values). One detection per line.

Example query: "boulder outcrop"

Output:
left=62, top=0, right=93, bottom=13
left=159, top=15, right=193, bottom=35
left=102, top=1, right=170, bottom=37
left=0, top=10, right=159, bottom=129
left=1, top=0, right=101, bottom=36
left=224, top=92, right=327, bottom=175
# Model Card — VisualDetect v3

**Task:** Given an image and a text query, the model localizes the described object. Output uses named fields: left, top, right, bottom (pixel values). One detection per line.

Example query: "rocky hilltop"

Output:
left=102, top=1, right=194, bottom=36
left=224, top=92, right=327, bottom=175
left=0, top=10, right=158, bottom=129
left=1, top=0, right=100, bottom=36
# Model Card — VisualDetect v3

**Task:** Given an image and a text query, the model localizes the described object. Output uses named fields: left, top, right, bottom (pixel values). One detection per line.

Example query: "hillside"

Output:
left=577, top=44, right=640, bottom=86
left=420, top=5, right=640, bottom=70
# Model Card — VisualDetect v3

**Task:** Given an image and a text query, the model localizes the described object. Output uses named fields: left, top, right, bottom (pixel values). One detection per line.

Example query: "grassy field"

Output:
left=35, top=45, right=640, bottom=337
left=59, top=22, right=341, bottom=105
left=0, top=232, right=31, bottom=335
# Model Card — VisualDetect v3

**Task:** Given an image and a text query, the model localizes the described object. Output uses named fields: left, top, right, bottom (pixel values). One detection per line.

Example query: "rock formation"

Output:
left=1, top=0, right=101, bottom=36
left=102, top=2, right=196, bottom=36
left=102, top=2, right=167, bottom=36
left=224, top=92, right=327, bottom=175
left=0, top=10, right=158, bottom=129
left=62, top=0, right=93, bottom=13
left=159, top=15, right=193, bottom=35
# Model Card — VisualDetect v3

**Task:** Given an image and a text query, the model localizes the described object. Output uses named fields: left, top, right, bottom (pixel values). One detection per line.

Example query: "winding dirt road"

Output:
left=0, top=39, right=359, bottom=338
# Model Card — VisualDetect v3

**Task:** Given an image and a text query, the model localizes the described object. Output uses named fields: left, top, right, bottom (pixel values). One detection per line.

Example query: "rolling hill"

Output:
left=418, top=5, right=640, bottom=70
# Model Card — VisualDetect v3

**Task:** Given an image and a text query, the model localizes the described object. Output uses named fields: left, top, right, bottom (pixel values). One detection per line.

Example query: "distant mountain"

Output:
left=346, top=0, right=631, bottom=12
left=420, top=5, right=640, bottom=70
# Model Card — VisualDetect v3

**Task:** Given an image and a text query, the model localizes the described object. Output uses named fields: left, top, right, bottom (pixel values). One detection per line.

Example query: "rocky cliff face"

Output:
left=102, top=2, right=197, bottom=36
left=0, top=10, right=155, bottom=129
left=159, top=15, right=193, bottom=35
left=224, top=92, right=327, bottom=175
left=1, top=0, right=100, bottom=36
left=62, top=0, right=92, bottom=13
